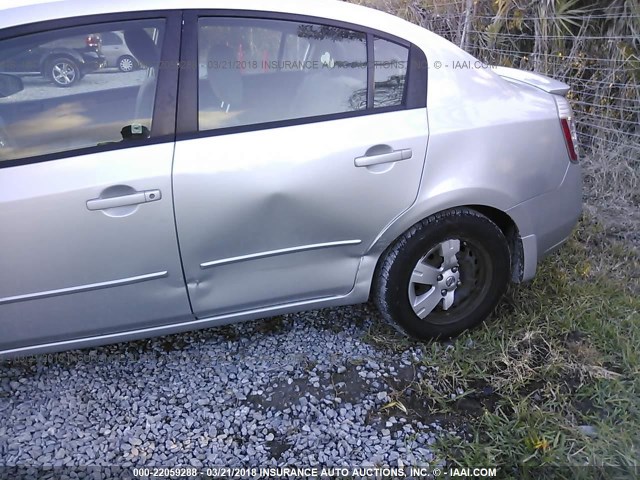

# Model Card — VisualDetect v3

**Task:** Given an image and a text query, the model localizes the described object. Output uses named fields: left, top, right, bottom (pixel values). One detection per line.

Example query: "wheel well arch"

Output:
left=466, top=205, right=524, bottom=283
left=40, top=53, right=80, bottom=75
left=371, top=205, right=525, bottom=296
left=467, top=205, right=514, bottom=236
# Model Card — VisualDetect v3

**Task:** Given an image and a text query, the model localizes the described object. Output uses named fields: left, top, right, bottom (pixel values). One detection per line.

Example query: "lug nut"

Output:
left=451, top=266, right=458, bottom=273
left=457, top=280, right=462, bottom=287
left=437, top=274, right=443, bottom=281
left=441, top=289, right=447, bottom=296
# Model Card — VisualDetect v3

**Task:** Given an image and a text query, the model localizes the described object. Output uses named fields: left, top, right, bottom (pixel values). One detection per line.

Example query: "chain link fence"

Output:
left=353, top=0, right=640, bottom=213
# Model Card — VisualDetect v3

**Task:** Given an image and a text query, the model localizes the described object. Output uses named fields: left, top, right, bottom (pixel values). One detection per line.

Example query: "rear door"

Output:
left=173, top=12, right=429, bottom=318
left=0, top=12, right=190, bottom=354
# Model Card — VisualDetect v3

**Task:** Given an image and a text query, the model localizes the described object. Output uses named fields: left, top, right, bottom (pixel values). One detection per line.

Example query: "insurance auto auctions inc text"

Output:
left=191, top=466, right=499, bottom=478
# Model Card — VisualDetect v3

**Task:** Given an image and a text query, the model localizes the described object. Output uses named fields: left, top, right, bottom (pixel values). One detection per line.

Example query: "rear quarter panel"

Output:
left=378, top=32, right=570, bottom=246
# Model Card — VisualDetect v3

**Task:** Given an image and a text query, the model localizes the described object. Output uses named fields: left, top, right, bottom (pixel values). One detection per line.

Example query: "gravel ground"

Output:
left=0, top=304, right=449, bottom=472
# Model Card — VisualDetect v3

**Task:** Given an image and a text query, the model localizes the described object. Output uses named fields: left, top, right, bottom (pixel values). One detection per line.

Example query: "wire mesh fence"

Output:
left=353, top=0, right=640, bottom=208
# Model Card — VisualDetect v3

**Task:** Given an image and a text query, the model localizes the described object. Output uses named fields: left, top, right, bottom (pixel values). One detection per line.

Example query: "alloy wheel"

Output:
left=51, top=61, right=77, bottom=86
left=407, top=238, right=489, bottom=324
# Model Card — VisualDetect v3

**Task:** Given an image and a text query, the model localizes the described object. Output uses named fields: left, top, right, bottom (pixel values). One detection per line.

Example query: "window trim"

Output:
left=0, top=10, right=182, bottom=169
left=177, top=9, right=427, bottom=140
left=366, top=33, right=375, bottom=109
left=372, top=34, right=411, bottom=109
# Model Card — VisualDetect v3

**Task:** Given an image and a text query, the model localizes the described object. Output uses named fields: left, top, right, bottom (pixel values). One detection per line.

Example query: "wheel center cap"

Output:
left=437, top=267, right=460, bottom=292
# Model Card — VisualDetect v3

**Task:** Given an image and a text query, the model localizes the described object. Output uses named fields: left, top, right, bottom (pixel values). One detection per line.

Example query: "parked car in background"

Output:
left=0, top=0, right=582, bottom=359
left=0, top=33, right=105, bottom=87
left=100, top=31, right=139, bottom=72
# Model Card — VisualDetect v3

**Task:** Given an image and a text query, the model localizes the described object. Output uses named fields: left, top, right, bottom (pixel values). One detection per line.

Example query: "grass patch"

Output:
left=368, top=214, right=639, bottom=478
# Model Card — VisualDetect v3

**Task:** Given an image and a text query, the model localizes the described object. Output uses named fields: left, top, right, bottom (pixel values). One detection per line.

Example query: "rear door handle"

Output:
left=355, top=148, right=412, bottom=167
left=86, top=189, right=161, bottom=211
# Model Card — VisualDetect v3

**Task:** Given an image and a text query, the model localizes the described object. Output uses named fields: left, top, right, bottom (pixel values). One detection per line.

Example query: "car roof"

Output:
left=1, top=0, right=433, bottom=46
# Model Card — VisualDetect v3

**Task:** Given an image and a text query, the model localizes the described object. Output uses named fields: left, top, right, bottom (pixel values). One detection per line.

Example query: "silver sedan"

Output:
left=0, top=0, right=582, bottom=359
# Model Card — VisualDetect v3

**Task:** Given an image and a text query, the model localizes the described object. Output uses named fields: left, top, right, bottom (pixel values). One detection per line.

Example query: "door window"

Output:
left=373, top=37, right=409, bottom=108
left=197, top=18, right=367, bottom=130
left=0, top=19, right=165, bottom=163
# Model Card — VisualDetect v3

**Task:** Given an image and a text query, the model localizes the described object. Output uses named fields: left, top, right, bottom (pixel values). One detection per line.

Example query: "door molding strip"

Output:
left=0, top=271, right=168, bottom=305
left=199, top=240, right=362, bottom=269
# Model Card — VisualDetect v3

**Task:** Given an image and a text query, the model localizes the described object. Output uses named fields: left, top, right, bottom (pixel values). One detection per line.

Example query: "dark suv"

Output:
left=0, top=33, right=106, bottom=87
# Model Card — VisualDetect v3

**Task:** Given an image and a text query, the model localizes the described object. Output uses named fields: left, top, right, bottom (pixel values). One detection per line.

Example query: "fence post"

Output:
left=460, top=0, right=474, bottom=51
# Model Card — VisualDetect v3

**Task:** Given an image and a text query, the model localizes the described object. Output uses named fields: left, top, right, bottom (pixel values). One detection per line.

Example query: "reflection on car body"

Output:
left=100, top=31, right=139, bottom=72
left=0, top=33, right=106, bottom=87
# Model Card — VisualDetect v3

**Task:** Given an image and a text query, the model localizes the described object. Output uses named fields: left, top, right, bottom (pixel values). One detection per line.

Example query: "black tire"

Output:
left=46, top=56, right=80, bottom=87
left=374, top=208, right=510, bottom=340
left=118, top=55, right=137, bottom=73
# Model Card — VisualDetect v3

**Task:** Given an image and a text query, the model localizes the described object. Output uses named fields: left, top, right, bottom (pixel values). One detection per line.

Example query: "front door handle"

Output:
left=86, top=189, right=161, bottom=211
left=355, top=148, right=412, bottom=167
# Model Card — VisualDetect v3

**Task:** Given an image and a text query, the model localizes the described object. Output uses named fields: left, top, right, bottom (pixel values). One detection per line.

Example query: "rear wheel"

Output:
left=374, top=208, right=511, bottom=340
left=46, top=57, right=80, bottom=87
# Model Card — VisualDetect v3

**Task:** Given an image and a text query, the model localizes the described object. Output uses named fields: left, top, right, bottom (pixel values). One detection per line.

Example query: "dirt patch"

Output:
left=247, top=364, right=373, bottom=412
left=584, top=203, right=640, bottom=249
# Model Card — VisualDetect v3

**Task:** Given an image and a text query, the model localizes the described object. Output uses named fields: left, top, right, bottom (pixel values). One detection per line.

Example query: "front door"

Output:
left=0, top=14, right=190, bottom=354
